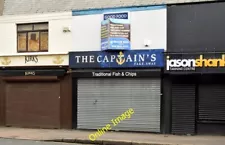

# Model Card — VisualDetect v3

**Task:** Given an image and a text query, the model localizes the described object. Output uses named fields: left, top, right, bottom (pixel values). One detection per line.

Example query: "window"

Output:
left=17, top=23, right=48, bottom=52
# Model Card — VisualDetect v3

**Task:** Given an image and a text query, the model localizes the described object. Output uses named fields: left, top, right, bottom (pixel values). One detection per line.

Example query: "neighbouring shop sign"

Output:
left=0, top=54, right=68, bottom=67
left=0, top=69, right=66, bottom=76
left=25, top=71, right=36, bottom=76
left=101, top=18, right=131, bottom=51
left=165, top=53, right=225, bottom=73
left=25, top=55, right=38, bottom=63
left=69, top=49, right=164, bottom=68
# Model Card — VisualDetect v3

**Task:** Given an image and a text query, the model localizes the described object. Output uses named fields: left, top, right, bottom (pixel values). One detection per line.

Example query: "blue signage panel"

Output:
left=69, top=49, right=164, bottom=69
left=101, top=19, right=131, bottom=51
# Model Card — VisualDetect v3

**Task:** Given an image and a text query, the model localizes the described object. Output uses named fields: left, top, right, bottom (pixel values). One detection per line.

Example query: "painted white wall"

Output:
left=130, top=9, right=166, bottom=50
left=0, top=12, right=72, bottom=56
left=72, top=8, right=167, bottom=51
left=49, top=18, right=72, bottom=54
left=71, top=14, right=102, bottom=51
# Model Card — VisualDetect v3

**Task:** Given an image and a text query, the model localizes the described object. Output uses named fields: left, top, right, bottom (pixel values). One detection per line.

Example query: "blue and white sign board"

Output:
left=69, top=49, right=164, bottom=69
left=101, top=18, right=131, bottom=51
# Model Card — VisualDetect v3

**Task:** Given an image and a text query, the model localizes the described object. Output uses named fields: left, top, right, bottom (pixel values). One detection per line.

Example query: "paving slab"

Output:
left=0, top=127, right=224, bottom=145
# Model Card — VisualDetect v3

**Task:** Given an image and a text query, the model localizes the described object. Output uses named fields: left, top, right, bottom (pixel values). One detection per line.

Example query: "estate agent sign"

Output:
left=165, top=52, right=225, bottom=73
left=101, top=18, right=131, bottom=51
left=69, top=49, right=164, bottom=69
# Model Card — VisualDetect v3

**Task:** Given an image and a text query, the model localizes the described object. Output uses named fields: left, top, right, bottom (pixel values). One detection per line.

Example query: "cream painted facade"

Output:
left=0, top=12, right=72, bottom=57
left=0, top=54, right=68, bottom=67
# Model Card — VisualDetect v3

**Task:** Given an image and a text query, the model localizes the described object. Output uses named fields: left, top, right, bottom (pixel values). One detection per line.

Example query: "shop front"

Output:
left=69, top=49, right=164, bottom=132
left=165, top=52, right=225, bottom=135
left=0, top=54, right=72, bottom=129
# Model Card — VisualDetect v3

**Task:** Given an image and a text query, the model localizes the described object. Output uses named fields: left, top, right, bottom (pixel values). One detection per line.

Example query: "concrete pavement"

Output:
left=0, top=138, right=92, bottom=145
left=0, top=127, right=224, bottom=145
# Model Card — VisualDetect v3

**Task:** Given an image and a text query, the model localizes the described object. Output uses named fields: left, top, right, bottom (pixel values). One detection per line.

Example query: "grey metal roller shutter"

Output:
left=172, top=84, right=196, bottom=135
left=77, top=78, right=161, bottom=132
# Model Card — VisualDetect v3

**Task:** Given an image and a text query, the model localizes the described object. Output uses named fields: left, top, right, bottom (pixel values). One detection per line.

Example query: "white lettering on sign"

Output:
left=75, top=52, right=157, bottom=66
left=92, top=72, right=137, bottom=77
left=112, top=72, right=121, bottom=76
left=25, top=71, right=35, bottom=76
left=125, top=72, right=137, bottom=77
left=167, top=58, right=196, bottom=70
left=92, top=72, right=112, bottom=77
left=97, top=56, right=102, bottom=62
left=90, top=55, right=95, bottom=63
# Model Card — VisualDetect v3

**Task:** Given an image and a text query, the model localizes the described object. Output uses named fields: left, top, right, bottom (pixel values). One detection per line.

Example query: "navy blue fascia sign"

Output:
left=69, top=49, right=164, bottom=69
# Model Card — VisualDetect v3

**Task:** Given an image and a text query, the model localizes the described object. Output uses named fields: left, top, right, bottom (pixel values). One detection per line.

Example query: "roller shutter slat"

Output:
left=6, top=82, right=60, bottom=128
left=172, top=84, right=196, bottom=134
left=199, top=85, right=225, bottom=121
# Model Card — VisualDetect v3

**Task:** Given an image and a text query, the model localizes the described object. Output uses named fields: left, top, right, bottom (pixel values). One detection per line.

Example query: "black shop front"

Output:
left=164, top=52, right=225, bottom=135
